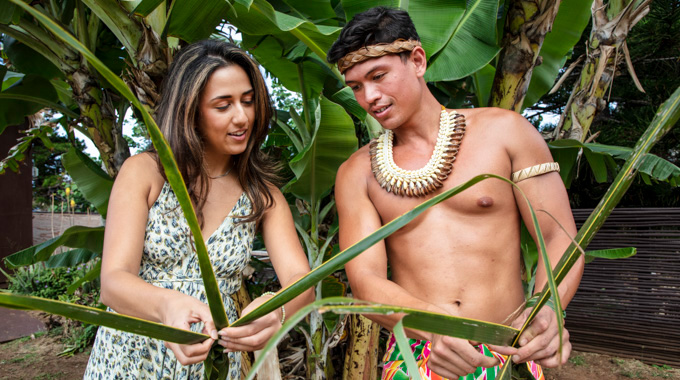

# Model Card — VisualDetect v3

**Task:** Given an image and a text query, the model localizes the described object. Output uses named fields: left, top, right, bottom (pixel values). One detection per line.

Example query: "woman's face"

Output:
left=198, top=64, right=255, bottom=159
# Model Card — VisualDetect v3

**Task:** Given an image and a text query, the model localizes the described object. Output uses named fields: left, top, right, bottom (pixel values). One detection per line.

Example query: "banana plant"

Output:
left=553, top=0, right=652, bottom=141
left=489, top=0, right=593, bottom=111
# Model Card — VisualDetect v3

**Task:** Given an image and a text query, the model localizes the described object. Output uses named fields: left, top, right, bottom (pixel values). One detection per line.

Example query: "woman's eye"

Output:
left=216, top=104, right=230, bottom=110
left=243, top=98, right=254, bottom=105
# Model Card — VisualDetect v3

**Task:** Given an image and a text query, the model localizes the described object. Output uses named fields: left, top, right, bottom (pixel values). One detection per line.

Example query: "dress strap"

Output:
left=511, top=162, right=560, bottom=183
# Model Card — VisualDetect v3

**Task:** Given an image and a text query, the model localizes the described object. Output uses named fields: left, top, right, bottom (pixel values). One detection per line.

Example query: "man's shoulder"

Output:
left=339, top=142, right=372, bottom=176
left=461, top=107, right=525, bottom=127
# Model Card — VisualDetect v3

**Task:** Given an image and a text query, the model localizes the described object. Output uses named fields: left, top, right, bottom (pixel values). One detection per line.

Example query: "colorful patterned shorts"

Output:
left=381, top=333, right=544, bottom=380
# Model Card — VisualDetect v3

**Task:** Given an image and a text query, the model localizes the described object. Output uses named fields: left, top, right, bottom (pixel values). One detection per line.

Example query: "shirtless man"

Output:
left=328, top=7, right=584, bottom=380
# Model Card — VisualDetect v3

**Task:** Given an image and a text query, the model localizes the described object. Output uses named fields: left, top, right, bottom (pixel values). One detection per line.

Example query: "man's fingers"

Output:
left=485, top=344, right=518, bottom=356
left=537, top=340, right=572, bottom=368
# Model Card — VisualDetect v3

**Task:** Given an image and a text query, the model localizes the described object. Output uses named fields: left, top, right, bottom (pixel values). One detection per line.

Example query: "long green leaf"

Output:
left=585, top=247, right=636, bottom=263
left=7, top=0, right=229, bottom=328
left=0, top=293, right=207, bottom=344
left=322, top=304, right=518, bottom=346
left=393, top=319, right=424, bottom=380
left=62, top=147, right=114, bottom=218
left=4, top=225, right=104, bottom=269
left=515, top=85, right=680, bottom=345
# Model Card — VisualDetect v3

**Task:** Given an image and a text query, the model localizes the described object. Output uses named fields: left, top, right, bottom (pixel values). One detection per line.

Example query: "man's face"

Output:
left=344, top=53, right=422, bottom=130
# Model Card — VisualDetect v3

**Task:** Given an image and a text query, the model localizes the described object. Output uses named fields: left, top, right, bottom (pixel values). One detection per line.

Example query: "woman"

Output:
left=84, top=40, right=313, bottom=379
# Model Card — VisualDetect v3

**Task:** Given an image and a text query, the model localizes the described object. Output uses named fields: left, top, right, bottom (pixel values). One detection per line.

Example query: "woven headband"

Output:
left=336, top=39, right=421, bottom=74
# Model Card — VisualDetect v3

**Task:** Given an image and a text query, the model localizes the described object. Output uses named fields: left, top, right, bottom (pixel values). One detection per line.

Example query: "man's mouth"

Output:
left=373, top=105, right=390, bottom=116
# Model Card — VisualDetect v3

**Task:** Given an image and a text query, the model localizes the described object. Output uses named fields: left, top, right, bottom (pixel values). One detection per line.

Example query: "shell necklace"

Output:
left=369, top=107, right=466, bottom=197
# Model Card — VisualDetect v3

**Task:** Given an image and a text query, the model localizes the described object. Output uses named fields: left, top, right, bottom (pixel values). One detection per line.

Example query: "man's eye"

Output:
left=350, top=85, right=361, bottom=91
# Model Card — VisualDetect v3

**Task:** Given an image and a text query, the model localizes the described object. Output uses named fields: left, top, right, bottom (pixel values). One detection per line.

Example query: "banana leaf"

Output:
left=548, top=139, right=680, bottom=187
left=8, top=0, right=229, bottom=329
left=584, top=247, right=636, bottom=263
left=287, top=96, right=357, bottom=204
left=0, top=292, right=207, bottom=344
left=45, top=248, right=99, bottom=268
left=62, top=147, right=114, bottom=218
left=4, top=225, right=104, bottom=269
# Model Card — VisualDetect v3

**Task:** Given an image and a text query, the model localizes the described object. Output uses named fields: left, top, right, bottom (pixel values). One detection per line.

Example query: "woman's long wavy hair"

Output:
left=153, top=39, right=279, bottom=225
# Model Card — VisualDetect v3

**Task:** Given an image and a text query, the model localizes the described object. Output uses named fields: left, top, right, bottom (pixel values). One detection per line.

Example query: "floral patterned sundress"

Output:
left=84, top=182, right=255, bottom=379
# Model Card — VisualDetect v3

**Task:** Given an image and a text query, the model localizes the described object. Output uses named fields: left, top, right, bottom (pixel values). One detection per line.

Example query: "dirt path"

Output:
left=1, top=332, right=678, bottom=379
left=0, top=333, right=88, bottom=380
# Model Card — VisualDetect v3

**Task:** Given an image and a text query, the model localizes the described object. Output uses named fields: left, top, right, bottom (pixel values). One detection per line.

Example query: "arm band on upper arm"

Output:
left=511, top=162, right=560, bottom=183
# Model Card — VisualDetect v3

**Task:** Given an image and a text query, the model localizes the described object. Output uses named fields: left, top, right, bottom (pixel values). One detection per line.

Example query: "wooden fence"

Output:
left=566, top=208, right=680, bottom=367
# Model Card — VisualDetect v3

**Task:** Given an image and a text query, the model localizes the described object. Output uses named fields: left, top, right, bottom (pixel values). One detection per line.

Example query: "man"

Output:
left=328, top=6, right=584, bottom=380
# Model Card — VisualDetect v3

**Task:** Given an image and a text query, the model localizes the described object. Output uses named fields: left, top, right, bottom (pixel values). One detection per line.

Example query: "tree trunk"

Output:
left=554, top=0, right=651, bottom=141
left=489, top=0, right=561, bottom=111
left=342, top=315, right=381, bottom=380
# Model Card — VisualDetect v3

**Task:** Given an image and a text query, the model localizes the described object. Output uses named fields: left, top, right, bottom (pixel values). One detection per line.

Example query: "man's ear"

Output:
left=410, top=46, right=427, bottom=77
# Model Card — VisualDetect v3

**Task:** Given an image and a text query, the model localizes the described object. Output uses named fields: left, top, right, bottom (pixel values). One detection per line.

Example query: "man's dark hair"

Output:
left=327, top=6, right=420, bottom=64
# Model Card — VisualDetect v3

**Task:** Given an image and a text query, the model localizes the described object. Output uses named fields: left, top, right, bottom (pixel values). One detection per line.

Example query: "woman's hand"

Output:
left=160, top=293, right=218, bottom=365
left=217, top=294, right=282, bottom=352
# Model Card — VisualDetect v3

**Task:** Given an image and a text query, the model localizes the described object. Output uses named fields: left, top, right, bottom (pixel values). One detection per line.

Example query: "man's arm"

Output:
left=336, top=151, right=444, bottom=340
left=500, top=109, right=585, bottom=366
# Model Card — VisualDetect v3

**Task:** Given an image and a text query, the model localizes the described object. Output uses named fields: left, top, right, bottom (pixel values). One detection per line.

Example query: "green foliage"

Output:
left=6, top=262, right=96, bottom=301
left=58, top=323, right=98, bottom=356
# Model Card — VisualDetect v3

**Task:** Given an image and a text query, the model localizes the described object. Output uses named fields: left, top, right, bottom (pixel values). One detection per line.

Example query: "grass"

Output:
left=7, top=353, right=38, bottom=364
left=32, top=373, right=65, bottom=380
left=569, top=354, right=587, bottom=367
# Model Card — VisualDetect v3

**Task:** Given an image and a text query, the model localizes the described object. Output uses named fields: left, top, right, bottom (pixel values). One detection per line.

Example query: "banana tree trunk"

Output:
left=69, top=67, right=130, bottom=177
left=489, top=0, right=561, bottom=111
left=342, top=315, right=381, bottom=380
left=555, top=0, right=651, bottom=141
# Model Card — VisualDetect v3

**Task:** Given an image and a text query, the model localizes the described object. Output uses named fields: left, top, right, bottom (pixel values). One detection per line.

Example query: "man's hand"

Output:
left=492, top=306, right=571, bottom=367
left=160, top=293, right=218, bottom=365
left=427, top=335, right=503, bottom=378
left=217, top=294, right=282, bottom=352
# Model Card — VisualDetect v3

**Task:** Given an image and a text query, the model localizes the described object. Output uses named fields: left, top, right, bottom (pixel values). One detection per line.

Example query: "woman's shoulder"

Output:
left=116, top=152, right=166, bottom=208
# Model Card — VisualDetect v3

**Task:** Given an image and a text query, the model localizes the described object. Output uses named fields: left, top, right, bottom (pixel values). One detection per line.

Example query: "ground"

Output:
left=1, top=331, right=678, bottom=380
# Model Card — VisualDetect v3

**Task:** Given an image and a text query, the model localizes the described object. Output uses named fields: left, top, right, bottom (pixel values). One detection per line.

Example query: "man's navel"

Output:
left=477, top=196, right=494, bottom=208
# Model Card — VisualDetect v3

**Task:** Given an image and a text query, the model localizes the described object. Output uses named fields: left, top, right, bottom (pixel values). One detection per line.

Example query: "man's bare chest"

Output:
left=367, top=128, right=517, bottom=224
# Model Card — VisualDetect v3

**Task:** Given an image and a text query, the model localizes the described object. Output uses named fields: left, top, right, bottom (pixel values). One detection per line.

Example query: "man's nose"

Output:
left=363, top=85, right=381, bottom=105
